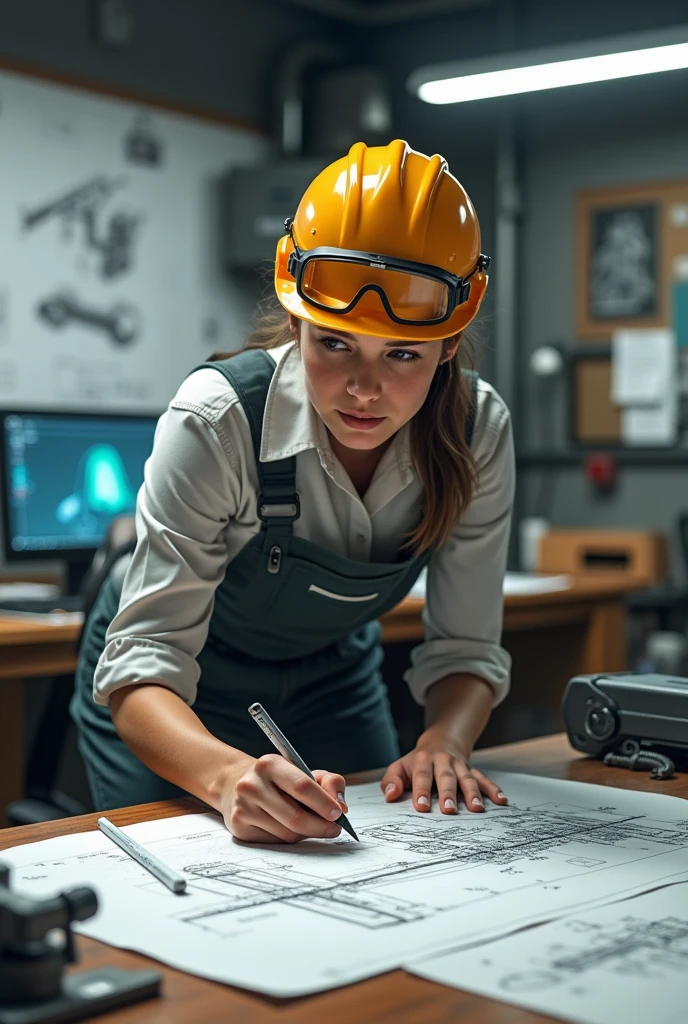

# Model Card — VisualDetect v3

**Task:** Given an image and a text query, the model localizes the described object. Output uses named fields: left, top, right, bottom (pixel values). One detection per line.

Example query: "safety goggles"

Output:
left=284, top=218, right=490, bottom=328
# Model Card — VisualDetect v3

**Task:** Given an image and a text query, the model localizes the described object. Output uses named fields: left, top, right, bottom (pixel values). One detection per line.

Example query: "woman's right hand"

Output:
left=219, top=753, right=349, bottom=843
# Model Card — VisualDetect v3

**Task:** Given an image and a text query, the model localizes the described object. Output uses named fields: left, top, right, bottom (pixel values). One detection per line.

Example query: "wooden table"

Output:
left=0, top=616, right=82, bottom=826
left=0, top=576, right=634, bottom=824
left=382, top=574, right=635, bottom=751
left=0, top=733, right=684, bottom=1024
left=381, top=574, right=632, bottom=673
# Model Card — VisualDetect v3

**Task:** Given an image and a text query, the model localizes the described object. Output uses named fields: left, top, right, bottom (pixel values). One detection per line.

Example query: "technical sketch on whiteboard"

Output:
left=37, top=290, right=142, bottom=346
left=408, top=880, right=688, bottom=1024
left=21, top=174, right=142, bottom=280
left=4, top=774, right=688, bottom=997
left=123, top=115, right=164, bottom=168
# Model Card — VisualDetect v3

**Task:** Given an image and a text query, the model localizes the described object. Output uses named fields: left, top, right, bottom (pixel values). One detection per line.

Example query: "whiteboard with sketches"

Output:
left=0, top=69, right=266, bottom=411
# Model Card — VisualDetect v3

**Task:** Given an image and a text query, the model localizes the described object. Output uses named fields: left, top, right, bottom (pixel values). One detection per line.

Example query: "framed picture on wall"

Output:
left=587, top=203, right=658, bottom=321
left=576, top=179, right=688, bottom=339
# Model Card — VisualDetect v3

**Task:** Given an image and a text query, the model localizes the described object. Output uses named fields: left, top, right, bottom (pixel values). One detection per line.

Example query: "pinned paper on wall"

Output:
left=611, top=329, right=674, bottom=404
left=672, top=281, right=688, bottom=347
left=621, top=390, right=678, bottom=446
left=611, top=328, right=678, bottom=446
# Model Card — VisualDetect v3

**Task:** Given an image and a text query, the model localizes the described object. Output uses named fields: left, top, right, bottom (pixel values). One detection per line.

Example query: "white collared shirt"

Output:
left=93, top=342, right=515, bottom=708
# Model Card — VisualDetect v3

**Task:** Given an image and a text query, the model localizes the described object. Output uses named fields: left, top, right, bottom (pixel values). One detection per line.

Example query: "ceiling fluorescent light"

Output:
left=408, top=26, right=688, bottom=104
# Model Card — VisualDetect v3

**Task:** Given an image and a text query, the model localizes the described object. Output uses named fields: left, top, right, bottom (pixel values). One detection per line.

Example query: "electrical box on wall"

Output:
left=220, top=159, right=328, bottom=270
left=92, top=0, right=135, bottom=49
left=307, top=67, right=392, bottom=156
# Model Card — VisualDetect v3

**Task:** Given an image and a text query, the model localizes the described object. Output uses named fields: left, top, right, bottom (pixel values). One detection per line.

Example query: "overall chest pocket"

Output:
left=262, top=560, right=408, bottom=630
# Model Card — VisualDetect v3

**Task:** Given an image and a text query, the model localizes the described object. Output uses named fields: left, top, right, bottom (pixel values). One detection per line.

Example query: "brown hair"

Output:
left=208, top=302, right=479, bottom=554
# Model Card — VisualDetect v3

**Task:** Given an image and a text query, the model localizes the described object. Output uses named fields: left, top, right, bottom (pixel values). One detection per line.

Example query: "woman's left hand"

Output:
left=380, top=725, right=509, bottom=814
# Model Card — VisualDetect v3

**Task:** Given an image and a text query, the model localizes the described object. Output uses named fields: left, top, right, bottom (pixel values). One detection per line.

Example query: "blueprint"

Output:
left=3, top=772, right=688, bottom=996
left=407, top=877, right=688, bottom=1024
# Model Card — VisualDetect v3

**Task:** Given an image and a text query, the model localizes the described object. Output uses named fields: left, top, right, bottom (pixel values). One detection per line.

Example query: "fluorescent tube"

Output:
left=408, top=26, right=688, bottom=104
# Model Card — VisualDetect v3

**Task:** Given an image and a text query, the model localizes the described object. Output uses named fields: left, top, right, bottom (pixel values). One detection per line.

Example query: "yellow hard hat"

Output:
left=274, top=139, right=489, bottom=342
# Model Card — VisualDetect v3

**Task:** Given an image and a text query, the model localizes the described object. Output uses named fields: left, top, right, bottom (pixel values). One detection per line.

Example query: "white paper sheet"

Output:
left=407, top=876, right=688, bottom=1024
left=3, top=774, right=688, bottom=997
left=621, top=386, right=678, bottom=446
left=611, top=329, right=675, bottom=405
left=502, top=571, right=572, bottom=595
left=0, top=583, right=60, bottom=599
left=0, top=610, right=84, bottom=625
left=408, top=569, right=572, bottom=600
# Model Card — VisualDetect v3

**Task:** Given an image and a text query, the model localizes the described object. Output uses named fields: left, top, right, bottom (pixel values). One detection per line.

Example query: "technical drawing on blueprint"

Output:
left=407, top=877, right=688, bottom=1024
left=3, top=772, right=688, bottom=996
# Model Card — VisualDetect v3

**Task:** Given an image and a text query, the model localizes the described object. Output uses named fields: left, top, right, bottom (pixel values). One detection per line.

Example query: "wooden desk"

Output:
left=0, top=576, right=634, bottom=824
left=0, top=616, right=82, bottom=826
left=382, top=575, right=635, bottom=751
left=381, top=574, right=632, bottom=674
left=0, top=734, right=684, bottom=1024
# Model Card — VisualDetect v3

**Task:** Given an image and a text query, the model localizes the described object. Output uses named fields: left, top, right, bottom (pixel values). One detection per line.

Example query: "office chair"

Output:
left=4, top=516, right=137, bottom=826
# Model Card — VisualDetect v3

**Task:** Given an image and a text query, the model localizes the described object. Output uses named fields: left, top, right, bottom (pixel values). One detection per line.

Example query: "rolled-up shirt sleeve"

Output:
left=404, top=389, right=515, bottom=707
left=93, top=391, right=239, bottom=707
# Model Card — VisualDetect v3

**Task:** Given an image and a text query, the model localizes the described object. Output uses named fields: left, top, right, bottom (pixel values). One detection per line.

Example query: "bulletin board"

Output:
left=576, top=178, right=688, bottom=341
left=573, top=179, right=688, bottom=445
left=570, top=345, right=621, bottom=444
left=0, top=66, right=266, bottom=412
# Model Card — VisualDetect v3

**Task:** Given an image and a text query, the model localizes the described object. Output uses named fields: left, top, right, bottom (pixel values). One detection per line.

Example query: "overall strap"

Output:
left=188, top=350, right=299, bottom=543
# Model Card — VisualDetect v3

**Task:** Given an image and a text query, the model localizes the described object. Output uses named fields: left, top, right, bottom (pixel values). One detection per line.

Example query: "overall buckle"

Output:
left=257, top=493, right=301, bottom=523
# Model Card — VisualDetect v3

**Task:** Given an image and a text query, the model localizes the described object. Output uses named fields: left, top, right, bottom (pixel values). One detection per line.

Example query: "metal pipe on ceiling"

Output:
left=278, top=41, right=345, bottom=155
left=283, top=0, right=491, bottom=26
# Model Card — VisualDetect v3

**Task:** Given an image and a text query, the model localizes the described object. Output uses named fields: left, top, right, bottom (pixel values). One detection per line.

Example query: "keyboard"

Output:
left=0, top=595, right=84, bottom=614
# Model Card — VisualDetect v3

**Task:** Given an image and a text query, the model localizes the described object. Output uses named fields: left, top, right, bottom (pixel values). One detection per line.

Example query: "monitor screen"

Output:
left=1, top=411, right=158, bottom=559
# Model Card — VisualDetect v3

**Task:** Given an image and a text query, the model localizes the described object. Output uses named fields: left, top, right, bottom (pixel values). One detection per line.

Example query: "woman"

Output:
left=71, top=139, right=515, bottom=844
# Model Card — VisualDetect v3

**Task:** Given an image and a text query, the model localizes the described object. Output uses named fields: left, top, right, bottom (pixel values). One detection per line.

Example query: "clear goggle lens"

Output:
left=301, top=258, right=449, bottom=322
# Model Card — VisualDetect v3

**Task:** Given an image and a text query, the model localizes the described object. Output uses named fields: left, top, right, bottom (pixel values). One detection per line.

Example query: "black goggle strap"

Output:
left=285, top=217, right=302, bottom=278
left=455, top=254, right=490, bottom=304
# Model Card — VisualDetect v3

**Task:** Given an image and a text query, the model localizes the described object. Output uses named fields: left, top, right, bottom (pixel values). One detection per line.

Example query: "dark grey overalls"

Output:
left=71, top=350, right=477, bottom=810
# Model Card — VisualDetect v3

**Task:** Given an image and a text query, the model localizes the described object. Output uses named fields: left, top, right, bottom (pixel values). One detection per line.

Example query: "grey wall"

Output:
left=0, top=0, right=338, bottom=130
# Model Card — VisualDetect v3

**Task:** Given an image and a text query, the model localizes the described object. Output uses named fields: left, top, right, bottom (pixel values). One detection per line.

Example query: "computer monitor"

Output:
left=0, top=410, right=159, bottom=594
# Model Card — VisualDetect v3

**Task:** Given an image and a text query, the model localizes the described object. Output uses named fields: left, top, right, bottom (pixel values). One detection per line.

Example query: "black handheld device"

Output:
left=562, top=672, right=688, bottom=779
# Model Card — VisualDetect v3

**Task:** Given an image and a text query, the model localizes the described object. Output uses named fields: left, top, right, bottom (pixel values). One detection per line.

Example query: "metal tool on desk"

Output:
left=0, top=863, right=160, bottom=1024
left=97, top=816, right=187, bottom=894
left=562, top=672, right=688, bottom=779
